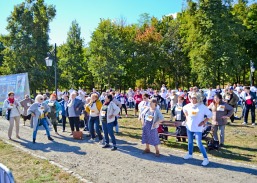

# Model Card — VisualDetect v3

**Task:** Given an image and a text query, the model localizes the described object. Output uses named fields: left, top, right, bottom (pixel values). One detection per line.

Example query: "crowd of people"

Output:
left=2, top=83, right=256, bottom=166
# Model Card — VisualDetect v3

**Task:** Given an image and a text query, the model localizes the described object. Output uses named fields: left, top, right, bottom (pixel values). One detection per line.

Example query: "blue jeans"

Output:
left=161, top=100, right=167, bottom=110
left=102, top=121, right=116, bottom=146
left=187, top=129, right=208, bottom=159
left=129, top=102, right=134, bottom=109
left=33, top=118, right=51, bottom=140
left=89, top=116, right=103, bottom=140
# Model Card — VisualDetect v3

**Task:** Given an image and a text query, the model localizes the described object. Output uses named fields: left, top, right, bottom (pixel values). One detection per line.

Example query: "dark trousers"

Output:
left=89, top=116, right=103, bottom=140
left=229, top=104, right=235, bottom=122
left=69, top=117, right=80, bottom=132
left=62, top=115, right=67, bottom=131
left=120, top=104, right=127, bottom=115
left=166, top=101, right=170, bottom=113
left=244, top=104, right=255, bottom=124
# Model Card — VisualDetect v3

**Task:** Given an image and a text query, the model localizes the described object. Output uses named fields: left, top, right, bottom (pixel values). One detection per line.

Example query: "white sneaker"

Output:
left=242, top=122, right=247, bottom=125
left=252, top=123, right=256, bottom=126
left=99, top=139, right=104, bottom=145
left=183, top=154, right=193, bottom=160
left=88, top=139, right=95, bottom=143
left=202, top=158, right=209, bottom=166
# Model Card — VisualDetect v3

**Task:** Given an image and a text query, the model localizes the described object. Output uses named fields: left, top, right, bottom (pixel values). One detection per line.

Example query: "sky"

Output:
left=0, top=0, right=184, bottom=45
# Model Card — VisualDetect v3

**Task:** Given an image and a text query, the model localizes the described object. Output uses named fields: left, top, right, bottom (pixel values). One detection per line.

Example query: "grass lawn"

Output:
left=117, top=108, right=257, bottom=165
left=0, top=140, right=80, bottom=183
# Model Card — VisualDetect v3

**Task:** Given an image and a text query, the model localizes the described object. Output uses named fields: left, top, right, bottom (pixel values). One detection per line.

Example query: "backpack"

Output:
left=157, top=125, right=168, bottom=133
left=176, top=126, right=187, bottom=136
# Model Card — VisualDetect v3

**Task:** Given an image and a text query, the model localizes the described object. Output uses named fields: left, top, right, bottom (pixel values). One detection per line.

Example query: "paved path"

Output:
left=0, top=118, right=256, bottom=183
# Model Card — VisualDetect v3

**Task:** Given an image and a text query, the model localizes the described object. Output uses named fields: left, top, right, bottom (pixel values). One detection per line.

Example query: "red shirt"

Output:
left=134, top=94, right=142, bottom=104
left=245, top=93, right=252, bottom=105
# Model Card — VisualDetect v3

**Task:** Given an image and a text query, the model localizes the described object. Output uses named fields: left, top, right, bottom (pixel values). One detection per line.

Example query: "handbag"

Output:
left=73, top=131, right=83, bottom=140
left=5, top=109, right=11, bottom=120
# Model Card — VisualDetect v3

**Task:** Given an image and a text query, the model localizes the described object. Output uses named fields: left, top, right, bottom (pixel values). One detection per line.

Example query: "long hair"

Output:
left=212, top=94, right=222, bottom=111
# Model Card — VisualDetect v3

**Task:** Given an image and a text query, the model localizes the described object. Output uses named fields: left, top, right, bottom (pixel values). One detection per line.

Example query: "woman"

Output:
left=44, top=94, right=62, bottom=134
left=27, top=95, right=54, bottom=143
left=99, top=92, right=107, bottom=104
left=85, top=93, right=103, bottom=143
left=172, top=96, right=186, bottom=142
left=3, top=92, right=21, bottom=140
left=59, top=95, right=69, bottom=132
left=118, top=92, right=128, bottom=117
left=134, top=90, right=143, bottom=117
left=138, top=93, right=151, bottom=116
left=183, top=93, right=212, bottom=166
left=140, top=98, right=164, bottom=157
left=67, top=92, right=84, bottom=135
left=20, top=94, right=34, bottom=126
left=100, top=94, right=120, bottom=150
left=168, top=90, right=178, bottom=118
left=208, top=94, right=233, bottom=146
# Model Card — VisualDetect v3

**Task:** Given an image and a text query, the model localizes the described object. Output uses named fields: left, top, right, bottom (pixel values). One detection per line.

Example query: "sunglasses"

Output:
left=40, top=98, right=43, bottom=100
left=143, top=98, right=147, bottom=99
left=191, top=97, right=197, bottom=99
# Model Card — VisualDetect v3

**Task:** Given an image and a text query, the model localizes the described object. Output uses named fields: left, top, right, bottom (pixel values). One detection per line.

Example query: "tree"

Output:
left=1, top=0, right=56, bottom=94
left=57, top=20, right=92, bottom=89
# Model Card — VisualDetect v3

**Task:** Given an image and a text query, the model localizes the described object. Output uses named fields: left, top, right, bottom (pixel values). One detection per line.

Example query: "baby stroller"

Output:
left=202, top=122, right=219, bottom=150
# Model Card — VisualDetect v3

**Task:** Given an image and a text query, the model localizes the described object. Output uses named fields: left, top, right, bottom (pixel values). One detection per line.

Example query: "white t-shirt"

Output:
left=90, top=103, right=99, bottom=117
left=207, top=90, right=215, bottom=100
left=250, top=86, right=257, bottom=93
left=183, top=103, right=212, bottom=132
left=120, top=97, right=125, bottom=104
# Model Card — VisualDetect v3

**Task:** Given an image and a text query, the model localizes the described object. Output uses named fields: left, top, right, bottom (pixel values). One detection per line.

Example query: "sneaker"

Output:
left=48, top=136, right=54, bottom=141
left=88, top=138, right=95, bottom=143
left=242, top=122, right=247, bottom=125
left=219, top=143, right=224, bottom=147
left=201, top=158, right=209, bottom=166
left=33, top=139, right=36, bottom=143
left=126, top=115, right=128, bottom=117
left=102, top=144, right=110, bottom=148
left=111, top=146, right=117, bottom=151
left=99, top=139, right=104, bottom=145
left=183, top=154, right=193, bottom=160
left=252, top=123, right=256, bottom=126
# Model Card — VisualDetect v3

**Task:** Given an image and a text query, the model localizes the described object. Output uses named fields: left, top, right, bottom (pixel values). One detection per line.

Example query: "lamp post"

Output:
left=45, top=43, right=57, bottom=94
left=250, top=60, right=255, bottom=86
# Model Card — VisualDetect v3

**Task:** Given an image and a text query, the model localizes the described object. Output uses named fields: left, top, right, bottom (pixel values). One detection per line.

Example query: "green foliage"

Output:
left=2, top=0, right=257, bottom=91
left=57, top=20, right=93, bottom=89
left=1, top=0, right=56, bottom=94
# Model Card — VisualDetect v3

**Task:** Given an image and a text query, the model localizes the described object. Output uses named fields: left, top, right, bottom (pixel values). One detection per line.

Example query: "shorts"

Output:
left=22, top=114, right=31, bottom=121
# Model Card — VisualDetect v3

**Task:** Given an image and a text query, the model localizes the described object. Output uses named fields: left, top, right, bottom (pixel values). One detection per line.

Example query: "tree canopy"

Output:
left=1, top=0, right=257, bottom=92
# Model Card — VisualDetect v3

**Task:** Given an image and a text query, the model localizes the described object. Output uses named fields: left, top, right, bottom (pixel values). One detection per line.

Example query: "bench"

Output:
left=159, top=121, right=213, bottom=142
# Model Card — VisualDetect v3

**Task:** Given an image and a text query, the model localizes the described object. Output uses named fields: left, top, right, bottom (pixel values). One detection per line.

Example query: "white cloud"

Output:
left=165, top=13, right=178, bottom=19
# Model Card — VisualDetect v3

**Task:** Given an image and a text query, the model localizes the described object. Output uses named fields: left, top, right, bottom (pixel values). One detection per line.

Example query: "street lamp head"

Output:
left=45, top=57, right=53, bottom=67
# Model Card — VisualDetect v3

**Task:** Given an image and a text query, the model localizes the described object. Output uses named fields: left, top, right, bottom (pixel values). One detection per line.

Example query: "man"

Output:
left=206, top=87, right=215, bottom=106
left=223, top=87, right=239, bottom=123
left=20, top=94, right=34, bottom=126
left=242, top=86, right=256, bottom=126
left=111, top=92, right=122, bottom=133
